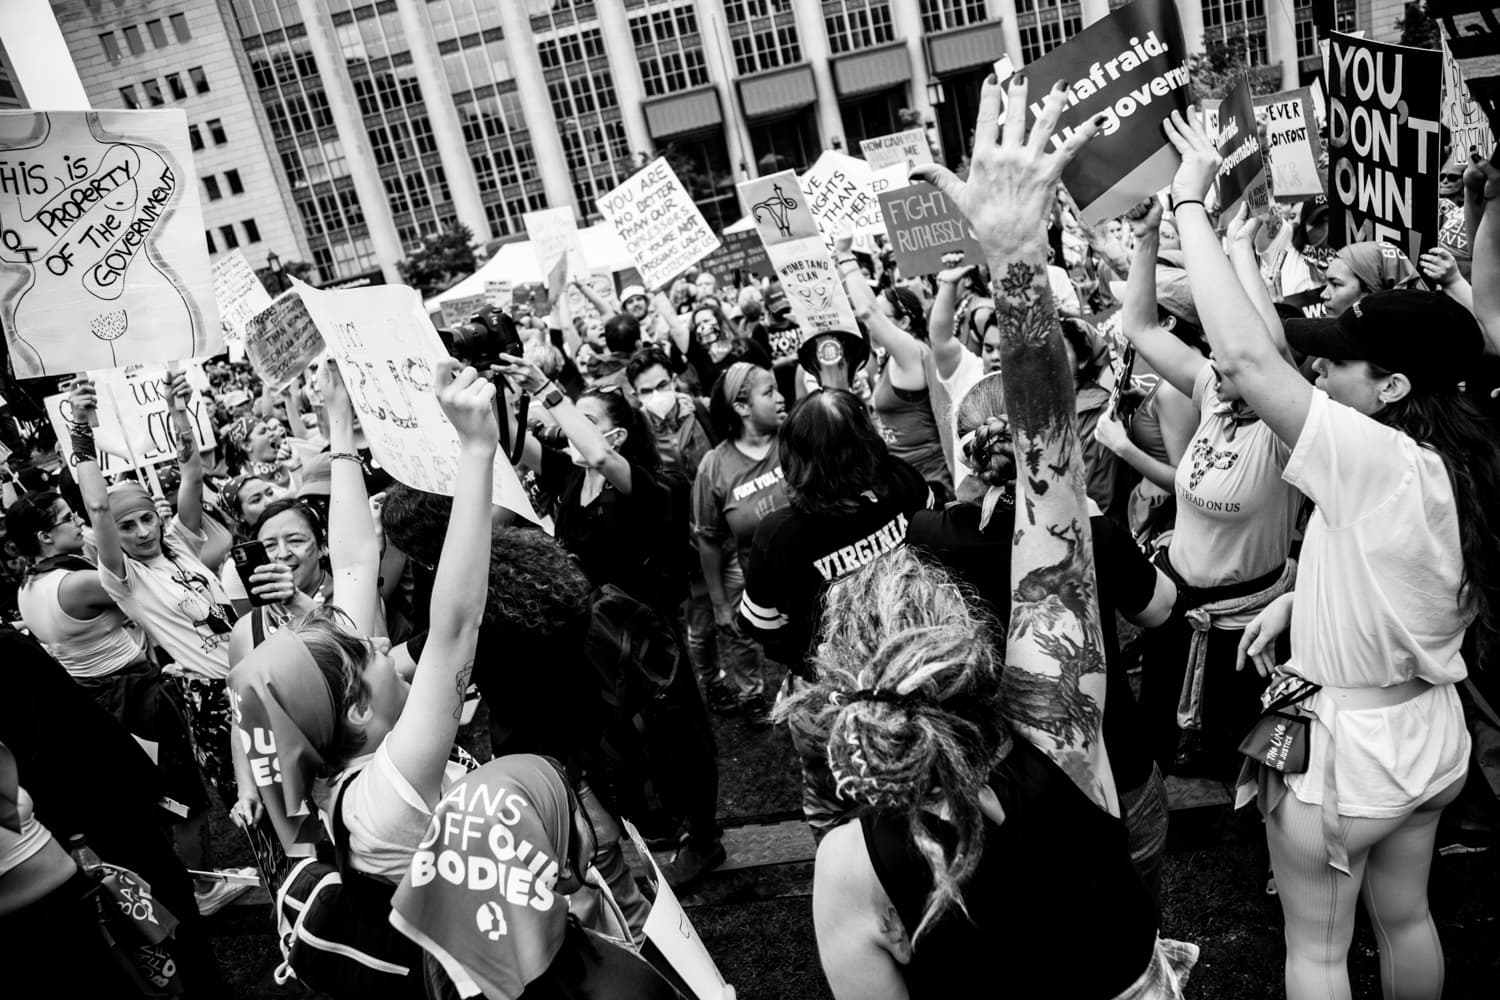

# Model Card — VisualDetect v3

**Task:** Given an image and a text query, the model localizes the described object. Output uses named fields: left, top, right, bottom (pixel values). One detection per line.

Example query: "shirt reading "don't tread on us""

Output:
left=737, top=458, right=933, bottom=675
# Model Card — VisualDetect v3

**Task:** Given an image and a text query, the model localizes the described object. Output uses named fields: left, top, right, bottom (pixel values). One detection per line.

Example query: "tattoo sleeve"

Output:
left=992, top=253, right=1117, bottom=816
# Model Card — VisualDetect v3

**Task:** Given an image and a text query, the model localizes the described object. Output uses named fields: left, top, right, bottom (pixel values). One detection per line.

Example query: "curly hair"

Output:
left=779, top=389, right=894, bottom=516
left=482, top=527, right=592, bottom=638
left=291, top=605, right=375, bottom=768
left=774, top=547, right=1008, bottom=941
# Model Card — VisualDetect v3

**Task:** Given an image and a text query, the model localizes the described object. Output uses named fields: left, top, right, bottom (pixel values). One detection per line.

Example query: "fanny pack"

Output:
left=1237, top=675, right=1322, bottom=774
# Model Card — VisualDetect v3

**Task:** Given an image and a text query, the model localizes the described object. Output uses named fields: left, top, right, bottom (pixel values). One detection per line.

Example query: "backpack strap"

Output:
left=250, top=606, right=267, bottom=648
left=329, top=769, right=363, bottom=877
left=692, top=398, right=720, bottom=446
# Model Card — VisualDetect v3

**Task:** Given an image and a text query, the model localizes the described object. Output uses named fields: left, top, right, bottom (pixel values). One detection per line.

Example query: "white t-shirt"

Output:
left=936, top=349, right=985, bottom=494
left=1169, top=364, right=1302, bottom=611
left=332, top=740, right=471, bottom=879
left=99, top=520, right=235, bottom=681
left=1047, top=264, right=1081, bottom=316
left=1282, top=389, right=1471, bottom=816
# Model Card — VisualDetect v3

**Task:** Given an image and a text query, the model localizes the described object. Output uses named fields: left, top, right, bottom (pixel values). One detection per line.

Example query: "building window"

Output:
left=219, top=225, right=239, bottom=249
left=1017, top=1, right=1083, bottom=63
left=206, top=230, right=216, bottom=254
left=188, top=124, right=203, bottom=151
left=226, top=169, right=244, bottom=195
left=189, top=67, right=210, bottom=93
left=170, top=13, right=191, bottom=42
left=1295, top=18, right=1317, bottom=60
left=123, top=25, right=144, bottom=56
left=166, top=73, right=186, bottom=101
left=146, top=19, right=168, bottom=48
left=204, top=176, right=222, bottom=201
left=119, top=85, right=139, bottom=109
left=823, top=1, right=895, bottom=55
left=242, top=219, right=261, bottom=243
left=207, top=118, right=226, bottom=144
left=99, top=32, right=121, bottom=62
left=919, top=0, right=989, bottom=32
left=142, top=79, right=164, bottom=106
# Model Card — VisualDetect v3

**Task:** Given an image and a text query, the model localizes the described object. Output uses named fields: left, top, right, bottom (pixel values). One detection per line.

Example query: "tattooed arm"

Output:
left=812, top=821, right=912, bottom=1000
left=165, top=369, right=205, bottom=535
left=386, top=359, right=496, bottom=808
left=915, top=75, right=1115, bottom=814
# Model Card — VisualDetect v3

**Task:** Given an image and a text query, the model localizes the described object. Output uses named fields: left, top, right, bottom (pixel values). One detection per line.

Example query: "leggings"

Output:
left=1266, top=772, right=1465, bottom=1000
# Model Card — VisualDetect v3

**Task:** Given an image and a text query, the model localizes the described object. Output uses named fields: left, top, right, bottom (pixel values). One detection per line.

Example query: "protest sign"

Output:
left=596, top=158, right=720, bottom=290
left=860, top=128, right=934, bottom=171
left=878, top=182, right=985, bottom=275
left=800, top=150, right=883, bottom=245
left=483, top=280, right=512, bottom=310
left=698, top=228, right=773, bottom=288
left=1442, top=35, right=1495, bottom=157
left=1215, top=76, right=1271, bottom=225
left=211, top=250, right=270, bottom=364
left=999, top=0, right=1191, bottom=224
left=437, top=293, right=491, bottom=330
left=1431, top=1, right=1500, bottom=138
left=509, top=282, right=550, bottom=316
left=45, top=365, right=215, bottom=475
left=0, top=109, right=221, bottom=378
left=562, top=268, right=616, bottom=335
left=522, top=207, right=586, bottom=286
left=1199, top=99, right=1222, bottom=142
left=244, top=291, right=325, bottom=391
left=737, top=170, right=858, bottom=337
left=295, top=280, right=538, bottom=522
left=1326, top=33, right=1442, bottom=263
left=624, top=821, right=727, bottom=1000
left=1255, top=88, right=1325, bottom=201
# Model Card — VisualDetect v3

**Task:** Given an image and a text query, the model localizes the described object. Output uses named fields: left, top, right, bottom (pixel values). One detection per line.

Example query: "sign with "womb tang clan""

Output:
left=597, top=158, right=720, bottom=290
left=737, top=170, right=858, bottom=338
left=0, top=110, right=220, bottom=378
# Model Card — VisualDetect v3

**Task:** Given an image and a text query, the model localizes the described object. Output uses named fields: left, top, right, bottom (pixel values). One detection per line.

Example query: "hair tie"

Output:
left=847, top=688, right=932, bottom=711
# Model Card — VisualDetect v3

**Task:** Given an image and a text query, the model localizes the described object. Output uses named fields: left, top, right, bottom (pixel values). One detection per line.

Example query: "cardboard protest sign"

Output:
left=698, top=228, right=773, bottom=288
left=295, top=280, right=539, bottom=522
left=1255, top=88, right=1325, bottom=202
left=1215, top=76, right=1271, bottom=225
left=483, top=280, right=512, bottom=310
left=521, top=208, right=586, bottom=287
left=1442, top=35, right=1494, bottom=157
left=860, top=128, right=934, bottom=171
left=1199, top=99, right=1222, bottom=143
left=799, top=150, right=883, bottom=245
left=244, top=291, right=325, bottom=391
left=562, top=268, right=616, bottom=336
left=437, top=293, right=491, bottom=330
left=1431, top=1, right=1500, bottom=139
left=737, top=170, right=858, bottom=337
left=624, top=821, right=728, bottom=1000
left=596, top=158, right=720, bottom=290
left=878, top=182, right=985, bottom=275
left=1001, top=0, right=1191, bottom=224
left=0, top=110, right=221, bottom=378
left=45, top=365, right=215, bottom=475
left=1326, top=33, right=1442, bottom=263
left=211, top=250, right=270, bottom=364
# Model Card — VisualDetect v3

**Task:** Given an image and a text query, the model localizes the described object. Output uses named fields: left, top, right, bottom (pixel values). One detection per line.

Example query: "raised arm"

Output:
left=67, top=380, right=126, bottom=580
left=926, top=265, right=969, bottom=379
left=1224, top=206, right=1289, bottom=356
left=1162, top=110, right=1312, bottom=449
left=320, top=360, right=381, bottom=636
left=571, top=277, right=619, bottom=321
left=1467, top=155, right=1500, bottom=355
left=498, top=353, right=635, bottom=494
left=158, top=369, right=205, bottom=535
left=916, top=77, right=1115, bottom=814
left=651, top=291, right=690, bottom=355
left=1419, top=246, right=1474, bottom=314
left=385, top=359, right=497, bottom=805
left=1119, top=203, right=1206, bottom=399
left=836, top=234, right=925, bottom=386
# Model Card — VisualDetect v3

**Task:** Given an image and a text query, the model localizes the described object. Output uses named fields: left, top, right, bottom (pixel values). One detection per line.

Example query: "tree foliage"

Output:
left=1397, top=1, right=1441, bottom=49
left=1188, top=36, right=1283, bottom=100
left=397, top=223, right=477, bottom=298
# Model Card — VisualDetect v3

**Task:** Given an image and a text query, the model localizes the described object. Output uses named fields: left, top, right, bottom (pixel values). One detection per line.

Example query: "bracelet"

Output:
left=836, top=256, right=858, bottom=266
left=328, top=451, right=366, bottom=471
left=1171, top=199, right=1205, bottom=213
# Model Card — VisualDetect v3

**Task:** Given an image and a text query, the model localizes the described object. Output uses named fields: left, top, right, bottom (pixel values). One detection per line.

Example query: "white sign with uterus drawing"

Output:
left=736, top=170, right=857, bottom=340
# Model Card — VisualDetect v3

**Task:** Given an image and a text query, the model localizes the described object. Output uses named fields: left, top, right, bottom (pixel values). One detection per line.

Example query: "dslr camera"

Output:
left=436, top=306, right=523, bottom=371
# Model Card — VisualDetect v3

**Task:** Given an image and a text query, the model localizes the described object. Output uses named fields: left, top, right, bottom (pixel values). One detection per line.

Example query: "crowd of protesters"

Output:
left=3, top=65, right=1500, bottom=1000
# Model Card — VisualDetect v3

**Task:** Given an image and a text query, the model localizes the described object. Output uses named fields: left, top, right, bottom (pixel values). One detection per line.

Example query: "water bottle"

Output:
left=68, top=833, right=104, bottom=877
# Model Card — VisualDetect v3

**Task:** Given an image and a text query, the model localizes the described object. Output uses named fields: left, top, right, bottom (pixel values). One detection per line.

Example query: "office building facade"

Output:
left=46, top=0, right=1405, bottom=287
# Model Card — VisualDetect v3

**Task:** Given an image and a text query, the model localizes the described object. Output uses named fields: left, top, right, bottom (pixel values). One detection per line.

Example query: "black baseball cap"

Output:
left=1283, top=289, right=1483, bottom=391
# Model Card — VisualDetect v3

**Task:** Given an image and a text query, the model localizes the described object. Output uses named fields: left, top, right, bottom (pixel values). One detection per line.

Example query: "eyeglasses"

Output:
left=49, top=511, right=79, bottom=530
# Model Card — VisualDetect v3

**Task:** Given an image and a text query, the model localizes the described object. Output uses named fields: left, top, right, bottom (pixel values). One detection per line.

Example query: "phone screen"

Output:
left=230, top=541, right=274, bottom=606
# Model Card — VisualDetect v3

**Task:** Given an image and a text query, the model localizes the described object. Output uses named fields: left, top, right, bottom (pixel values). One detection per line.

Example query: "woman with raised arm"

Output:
left=785, top=76, right=1195, bottom=1000
left=1112, top=195, right=1303, bottom=780
left=1164, top=109, right=1500, bottom=1000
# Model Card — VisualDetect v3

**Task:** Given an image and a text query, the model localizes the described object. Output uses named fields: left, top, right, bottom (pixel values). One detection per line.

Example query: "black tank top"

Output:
left=860, top=736, right=1157, bottom=998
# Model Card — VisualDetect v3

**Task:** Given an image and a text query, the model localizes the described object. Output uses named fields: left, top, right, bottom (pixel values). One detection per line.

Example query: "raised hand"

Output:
left=1161, top=109, right=1222, bottom=208
left=433, top=358, right=499, bottom=450
left=1224, top=202, right=1262, bottom=250
left=1419, top=247, right=1460, bottom=288
left=912, top=75, right=1102, bottom=262
left=68, top=377, right=99, bottom=424
left=318, top=357, right=352, bottom=421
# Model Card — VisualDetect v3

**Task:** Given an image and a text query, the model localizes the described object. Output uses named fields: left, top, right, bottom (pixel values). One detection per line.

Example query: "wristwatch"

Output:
left=540, top=385, right=565, bottom=408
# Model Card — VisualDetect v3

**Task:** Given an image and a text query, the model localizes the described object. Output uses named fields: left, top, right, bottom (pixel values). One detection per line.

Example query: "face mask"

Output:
left=643, top=391, right=678, bottom=420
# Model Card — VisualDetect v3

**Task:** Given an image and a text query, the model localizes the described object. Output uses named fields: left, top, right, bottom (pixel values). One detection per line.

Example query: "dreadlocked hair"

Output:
left=773, top=547, right=1009, bottom=941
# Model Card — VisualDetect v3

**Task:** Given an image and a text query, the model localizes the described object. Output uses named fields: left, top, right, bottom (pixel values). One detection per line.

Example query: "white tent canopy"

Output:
left=424, top=222, right=638, bottom=311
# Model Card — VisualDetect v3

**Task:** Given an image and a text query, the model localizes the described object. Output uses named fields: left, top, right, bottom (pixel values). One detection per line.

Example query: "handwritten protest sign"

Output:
left=1199, top=99, right=1222, bottom=143
left=45, top=365, right=215, bottom=475
left=296, top=280, right=539, bottom=522
left=799, top=150, right=883, bottom=247
left=998, top=0, right=1191, bottom=224
left=597, top=158, right=720, bottom=290
left=522, top=208, right=586, bottom=287
left=1442, top=35, right=1494, bottom=157
left=624, top=821, right=728, bottom=1000
left=737, top=170, right=858, bottom=338
left=878, top=182, right=984, bottom=275
left=563, top=269, right=616, bottom=335
left=1255, top=88, right=1324, bottom=201
left=698, top=228, right=773, bottom=288
left=211, top=250, right=270, bottom=364
left=1215, top=76, right=1270, bottom=225
left=860, top=128, right=933, bottom=171
left=0, top=110, right=220, bottom=378
left=244, top=291, right=325, bottom=391
left=483, top=280, right=512, bottom=310
left=437, top=293, right=491, bottom=330
left=1327, top=33, right=1442, bottom=262
left=1432, top=1, right=1500, bottom=139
